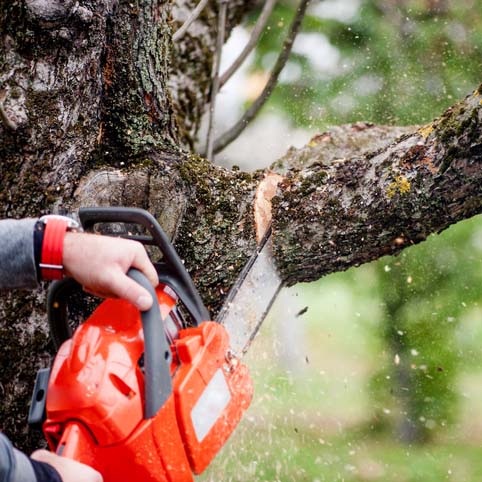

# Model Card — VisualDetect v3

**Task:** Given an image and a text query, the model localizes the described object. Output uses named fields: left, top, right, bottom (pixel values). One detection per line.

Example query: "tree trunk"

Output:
left=0, top=0, right=481, bottom=451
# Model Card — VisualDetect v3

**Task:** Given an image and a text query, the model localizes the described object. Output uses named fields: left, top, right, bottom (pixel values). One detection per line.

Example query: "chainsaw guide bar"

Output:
left=216, top=228, right=283, bottom=356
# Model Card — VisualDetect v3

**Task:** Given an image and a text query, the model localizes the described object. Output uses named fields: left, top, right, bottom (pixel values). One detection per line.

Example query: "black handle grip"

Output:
left=79, top=207, right=210, bottom=324
left=127, top=268, right=172, bottom=418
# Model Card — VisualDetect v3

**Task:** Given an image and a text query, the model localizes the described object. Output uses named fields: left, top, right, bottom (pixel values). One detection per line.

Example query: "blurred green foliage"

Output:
left=370, top=216, right=482, bottom=442
left=243, top=0, right=482, bottom=444
left=251, top=0, right=482, bottom=128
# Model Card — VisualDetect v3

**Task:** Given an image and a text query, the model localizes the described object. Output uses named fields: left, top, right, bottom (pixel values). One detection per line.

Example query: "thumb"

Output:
left=109, top=270, right=154, bottom=311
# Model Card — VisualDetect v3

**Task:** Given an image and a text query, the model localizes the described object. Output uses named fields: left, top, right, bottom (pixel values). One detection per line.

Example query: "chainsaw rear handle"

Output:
left=78, top=206, right=210, bottom=323
left=48, top=269, right=172, bottom=418
left=47, top=277, right=79, bottom=350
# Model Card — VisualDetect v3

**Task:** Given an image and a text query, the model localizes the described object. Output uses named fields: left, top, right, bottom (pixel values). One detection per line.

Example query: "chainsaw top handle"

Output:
left=47, top=207, right=210, bottom=350
left=78, top=206, right=210, bottom=324
left=128, top=268, right=172, bottom=417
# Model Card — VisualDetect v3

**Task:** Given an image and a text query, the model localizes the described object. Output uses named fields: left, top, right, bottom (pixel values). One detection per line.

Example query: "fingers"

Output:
left=102, top=268, right=154, bottom=311
left=63, top=233, right=159, bottom=309
left=131, top=243, right=159, bottom=288
left=31, top=450, right=103, bottom=482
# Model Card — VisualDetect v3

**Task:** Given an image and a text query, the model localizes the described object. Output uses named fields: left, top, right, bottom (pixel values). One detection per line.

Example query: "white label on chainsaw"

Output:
left=191, top=369, right=231, bottom=442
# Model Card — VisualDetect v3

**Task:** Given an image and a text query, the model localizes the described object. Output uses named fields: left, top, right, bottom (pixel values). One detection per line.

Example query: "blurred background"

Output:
left=197, top=1, right=482, bottom=480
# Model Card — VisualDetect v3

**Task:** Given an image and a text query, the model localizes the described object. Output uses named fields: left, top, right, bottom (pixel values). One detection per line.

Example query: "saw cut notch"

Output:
left=254, top=172, right=283, bottom=243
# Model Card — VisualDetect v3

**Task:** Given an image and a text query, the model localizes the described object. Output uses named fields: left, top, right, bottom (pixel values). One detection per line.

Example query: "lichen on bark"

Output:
left=99, top=0, right=180, bottom=162
left=271, top=86, right=482, bottom=285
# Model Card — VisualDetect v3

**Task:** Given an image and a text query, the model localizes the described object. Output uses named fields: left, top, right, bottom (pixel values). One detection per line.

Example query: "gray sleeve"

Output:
left=0, top=219, right=39, bottom=290
left=0, top=434, right=36, bottom=482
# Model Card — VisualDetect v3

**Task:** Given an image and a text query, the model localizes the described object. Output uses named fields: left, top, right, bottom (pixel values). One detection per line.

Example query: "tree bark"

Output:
left=0, top=0, right=481, bottom=451
left=272, top=90, right=482, bottom=284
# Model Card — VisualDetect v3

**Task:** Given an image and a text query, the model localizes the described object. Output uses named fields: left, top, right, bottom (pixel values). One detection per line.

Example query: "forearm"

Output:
left=0, top=434, right=61, bottom=482
left=0, top=219, right=38, bottom=290
left=0, top=434, right=36, bottom=482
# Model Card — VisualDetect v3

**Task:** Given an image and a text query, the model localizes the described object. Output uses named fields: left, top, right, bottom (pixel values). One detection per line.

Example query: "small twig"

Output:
left=0, top=102, right=17, bottom=132
left=210, top=0, right=310, bottom=155
left=296, top=306, right=308, bottom=317
left=172, top=0, right=210, bottom=42
left=219, top=0, right=278, bottom=88
left=205, top=0, right=228, bottom=161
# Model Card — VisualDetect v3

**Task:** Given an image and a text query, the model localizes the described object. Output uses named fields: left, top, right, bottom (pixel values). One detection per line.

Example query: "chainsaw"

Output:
left=28, top=206, right=282, bottom=482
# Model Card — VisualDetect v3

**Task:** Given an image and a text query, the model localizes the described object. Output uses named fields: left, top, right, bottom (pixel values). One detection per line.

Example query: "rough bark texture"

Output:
left=272, top=88, right=482, bottom=285
left=72, top=161, right=260, bottom=313
left=0, top=0, right=481, bottom=452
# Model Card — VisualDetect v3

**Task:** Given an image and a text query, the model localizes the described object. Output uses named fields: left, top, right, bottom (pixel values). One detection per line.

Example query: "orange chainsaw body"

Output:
left=43, top=286, right=253, bottom=481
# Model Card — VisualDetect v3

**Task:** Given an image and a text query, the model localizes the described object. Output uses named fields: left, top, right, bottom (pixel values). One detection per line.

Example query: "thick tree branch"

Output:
left=272, top=86, right=482, bottom=285
left=271, top=123, right=416, bottom=173
left=73, top=87, right=482, bottom=312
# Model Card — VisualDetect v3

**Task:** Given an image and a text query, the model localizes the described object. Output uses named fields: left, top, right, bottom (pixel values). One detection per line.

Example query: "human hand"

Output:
left=31, top=450, right=103, bottom=482
left=62, top=232, right=159, bottom=311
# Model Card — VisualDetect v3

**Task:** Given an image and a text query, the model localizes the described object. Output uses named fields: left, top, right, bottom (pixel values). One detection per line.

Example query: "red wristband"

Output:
left=40, top=218, right=68, bottom=280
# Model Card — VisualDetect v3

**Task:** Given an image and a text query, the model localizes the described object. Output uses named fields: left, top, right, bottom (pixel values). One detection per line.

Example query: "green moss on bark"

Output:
left=175, top=156, right=259, bottom=313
